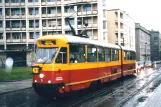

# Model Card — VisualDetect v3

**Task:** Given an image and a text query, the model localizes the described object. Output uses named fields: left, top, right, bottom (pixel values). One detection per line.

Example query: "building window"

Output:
left=103, top=21, right=106, bottom=29
left=103, top=10, right=106, bottom=17
left=13, top=33, right=21, bottom=39
left=64, top=6, right=74, bottom=13
left=154, top=37, right=158, bottom=40
left=0, top=34, right=3, bottom=39
left=83, top=5, right=91, bottom=12
left=65, top=18, right=74, bottom=25
left=103, top=32, right=106, bottom=40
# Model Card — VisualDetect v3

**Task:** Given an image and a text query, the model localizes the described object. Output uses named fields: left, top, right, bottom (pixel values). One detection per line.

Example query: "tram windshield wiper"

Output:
left=42, top=58, right=49, bottom=65
left=42, top=53, right=56, bottom=64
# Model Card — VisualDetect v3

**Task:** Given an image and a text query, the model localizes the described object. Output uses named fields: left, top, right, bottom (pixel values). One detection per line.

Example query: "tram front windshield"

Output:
left=35, top=48, right=58, bottom=64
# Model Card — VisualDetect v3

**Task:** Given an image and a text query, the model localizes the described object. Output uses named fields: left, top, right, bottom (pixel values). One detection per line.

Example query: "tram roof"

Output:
left=65, top=35, right=120, bottom=49
left=38, top=35, right=135, bottom=51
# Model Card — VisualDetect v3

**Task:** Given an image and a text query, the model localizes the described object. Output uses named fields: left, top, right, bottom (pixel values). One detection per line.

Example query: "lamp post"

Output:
left=144, top=42, right=147, bottom=67
left=33, top=0, right=36, bottom=53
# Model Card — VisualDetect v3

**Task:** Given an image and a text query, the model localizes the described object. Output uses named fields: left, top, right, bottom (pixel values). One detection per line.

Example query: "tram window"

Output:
left=87, top=45, right=97, bottom=62
left=105, top=48, right=111, bottom=61
left=124, top=51, right=128, bottom=60
left=98, top=47, right=105, bottom=62
left=70, top=45, right=85, bottom=63
left=55, top=47, right=67, bottom=64
left=111, top=49, right=118, bottom=61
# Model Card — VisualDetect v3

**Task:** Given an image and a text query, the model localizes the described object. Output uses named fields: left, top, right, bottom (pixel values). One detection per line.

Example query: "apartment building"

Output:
left=0, top=0, right=108, bottom=66
left=150, top=30, right=160, bottom=61
left=107, top=9, right=135, bottom=51
left=135, top=23, right=151, bottom=61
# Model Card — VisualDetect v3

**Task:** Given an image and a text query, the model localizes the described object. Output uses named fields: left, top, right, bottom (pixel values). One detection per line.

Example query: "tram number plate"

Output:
left=32, top=67, right=40, bottom=74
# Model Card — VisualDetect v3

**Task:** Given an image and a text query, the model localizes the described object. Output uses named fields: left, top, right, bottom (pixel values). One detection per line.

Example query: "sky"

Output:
left=106, top=0, right=161, bottom=32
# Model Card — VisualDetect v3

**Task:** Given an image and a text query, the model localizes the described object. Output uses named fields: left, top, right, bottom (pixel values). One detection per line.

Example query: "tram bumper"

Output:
left=33, top=83, right=65, bottom=96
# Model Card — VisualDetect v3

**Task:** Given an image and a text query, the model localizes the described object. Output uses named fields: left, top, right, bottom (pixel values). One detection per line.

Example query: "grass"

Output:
left=0, top=67, right=32, bottom=81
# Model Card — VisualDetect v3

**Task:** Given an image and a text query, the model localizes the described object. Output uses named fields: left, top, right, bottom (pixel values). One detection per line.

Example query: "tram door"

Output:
left=54, top=47, right=70, bottom=83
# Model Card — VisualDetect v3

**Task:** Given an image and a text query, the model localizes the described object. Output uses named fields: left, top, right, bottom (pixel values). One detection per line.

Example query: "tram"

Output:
left=32, top=34, right=136, bottom=97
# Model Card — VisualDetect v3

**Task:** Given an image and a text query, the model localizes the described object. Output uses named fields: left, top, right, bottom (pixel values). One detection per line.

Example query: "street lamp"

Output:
left=144, top=42, right=147, bottom=67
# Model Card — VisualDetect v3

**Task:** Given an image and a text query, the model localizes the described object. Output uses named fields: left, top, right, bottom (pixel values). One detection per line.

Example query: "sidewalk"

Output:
left=143, top=83, right=161, bottom=107
left=0, top=79, right=32, bottom=94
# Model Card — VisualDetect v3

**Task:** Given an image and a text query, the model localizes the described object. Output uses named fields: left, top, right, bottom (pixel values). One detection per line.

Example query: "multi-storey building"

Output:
left=107, top=9, right=135, bottom=50
left=135, top=23, right=151, bottom=61
left=150, top=30, right=161, bottom=61
left=0, top=0, right=108, bottom=66
left=160, top=34, right=161, bottom=59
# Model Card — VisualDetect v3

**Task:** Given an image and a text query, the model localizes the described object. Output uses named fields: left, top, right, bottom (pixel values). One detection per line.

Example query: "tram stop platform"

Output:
left=143, top=83, right=161, bottom=107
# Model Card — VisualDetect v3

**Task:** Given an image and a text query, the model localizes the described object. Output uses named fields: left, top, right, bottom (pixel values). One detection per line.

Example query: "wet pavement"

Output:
left=0, top=64, right=161, bottom=107
left=0, top=79, right=32, bottom=94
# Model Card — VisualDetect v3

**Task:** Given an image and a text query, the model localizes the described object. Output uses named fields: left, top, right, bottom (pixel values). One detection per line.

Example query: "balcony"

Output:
left=0, top=39, right=4, bottom=43
left=20, top=2, right=25, bottom=6
left=92, top=24, right=98, bottom=28
left=0, top=2, right=3, bottom=6
left=6, top=27, right=12, bottom=30
left=28, top=26, right=40, bottom=31
left=12, top=39, right=22, bottom=43
left=5, top=3, right=10, bottom=6
left=6, top=39, right=12, bottom=43
left=92, top=10, right=97, bottom=14
left=11, top=27, right=21, bottom=31
left=28, top=14, right=40, bottom=18
left=77, top=25, right=83, bottom=29
left=47, top=14, right=56, bottom=18
left=0, top=27, right=3, bottom=31
left=0, top=15, right=3, bottom=19
left=28, top=2, right=40, bottom=6
left=82, top=11, right=92, bottom=15
left=42, top=1, right=56, bottom=6
left=21, top=26, right=26, bottom=30
left=48, top=26, right=56, bottom=30
left=9, top=14, right=21, bottom=19
left=28, top=39, right=34, bottom=43
left=10, top=2, right=20, bottom=7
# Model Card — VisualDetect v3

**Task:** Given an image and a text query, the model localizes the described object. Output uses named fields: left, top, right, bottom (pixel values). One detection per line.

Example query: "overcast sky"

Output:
left=107, top=0, right=161, bottom=32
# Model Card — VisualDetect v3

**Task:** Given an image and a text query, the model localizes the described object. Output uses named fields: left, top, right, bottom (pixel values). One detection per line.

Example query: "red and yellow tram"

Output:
left=32, top=34, right=136, bottom=96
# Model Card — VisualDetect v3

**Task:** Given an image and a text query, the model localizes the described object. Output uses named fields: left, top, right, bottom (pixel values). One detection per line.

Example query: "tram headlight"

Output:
left=39, top=74, right=44, bottom=78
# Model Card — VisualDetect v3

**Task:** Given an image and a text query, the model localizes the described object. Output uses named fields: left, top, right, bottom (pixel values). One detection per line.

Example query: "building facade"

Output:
left=150, top=30, right=161, bottom=61
left=0, top=0, right=108, bottom=66
left=135, top=23, right=151, bottom=61
left=107, top=9, right=135, bottom=50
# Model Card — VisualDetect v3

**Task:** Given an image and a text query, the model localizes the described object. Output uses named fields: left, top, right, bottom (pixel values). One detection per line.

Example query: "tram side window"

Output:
left=105, top=48, right=111, bottom=61
left=133, top=52, right=136, bottom=60
left=55, top=47, right=67, bottom=64
left=131, top=51, right=136, bottom=60
left=98, top=47, right=105, bottom=62
left=124, top=51, right=128, bottom=60
left=111, top=49, right=119, bottom=61
left=129, top=51, right=133, bottom=60
left=87, top=45, right=97, bottom=62
left=70, top=45, right=86, bottom=63
left=124, top=51, right=131, bottom=60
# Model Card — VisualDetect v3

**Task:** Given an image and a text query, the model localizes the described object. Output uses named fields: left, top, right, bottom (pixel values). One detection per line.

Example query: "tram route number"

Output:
left=32, top=66, right=41, bottom=74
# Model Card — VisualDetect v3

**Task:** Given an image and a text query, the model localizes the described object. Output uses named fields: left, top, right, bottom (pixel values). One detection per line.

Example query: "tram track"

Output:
left=65, top=67, right=161, bottom=107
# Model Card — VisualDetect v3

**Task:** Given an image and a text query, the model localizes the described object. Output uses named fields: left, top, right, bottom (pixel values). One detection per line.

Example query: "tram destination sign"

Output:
left=40, top=40, right=56, bottom=45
